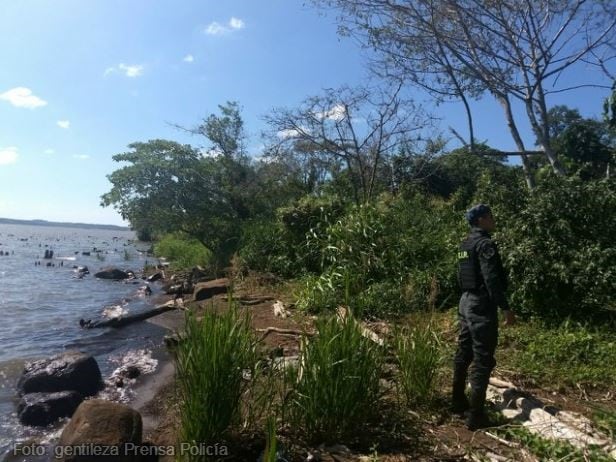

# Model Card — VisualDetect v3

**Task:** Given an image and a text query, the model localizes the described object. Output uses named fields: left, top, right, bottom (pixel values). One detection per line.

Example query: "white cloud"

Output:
left=205, top=17, right=245, bottom=35
left=72, top=154, right=90, bottom=160
left=229, top=17, right=245, bottom=30
left=57, top=120, right=70, bottom=129
left=43, top=148, right=55, bottom=155
left=0, top=146, right=18, bottom=165
left=0, top=87, right=47, bottom=109
left=315, top=104, right=347, bottom=121
left=205, top=22, right=225, bottom=35
left=105, top=63, right=144, bottom=78
left=119, top=64, right=143, bottom=77
left=183, top=54, right=194, bottom=63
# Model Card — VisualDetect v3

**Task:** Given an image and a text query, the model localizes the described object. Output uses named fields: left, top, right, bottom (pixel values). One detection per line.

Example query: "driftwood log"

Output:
left=79, top=302, right=177, bottom=329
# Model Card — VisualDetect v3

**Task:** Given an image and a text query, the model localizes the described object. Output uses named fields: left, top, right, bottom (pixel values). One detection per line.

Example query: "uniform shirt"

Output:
left=469, top=227, right=510, bottom=311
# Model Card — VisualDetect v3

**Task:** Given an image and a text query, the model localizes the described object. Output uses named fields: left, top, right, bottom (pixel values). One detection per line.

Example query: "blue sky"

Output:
left=0, top=0, right=612, bottom=225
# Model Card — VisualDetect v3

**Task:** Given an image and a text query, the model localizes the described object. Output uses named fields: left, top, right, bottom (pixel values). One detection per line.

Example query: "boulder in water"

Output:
left=17, top=391, right=83, bottom=427
left=94, top=267, right=129, bottom=280
left=17, top=351, right=104, bottom=397
left=58, top=399, right=142, bottom=462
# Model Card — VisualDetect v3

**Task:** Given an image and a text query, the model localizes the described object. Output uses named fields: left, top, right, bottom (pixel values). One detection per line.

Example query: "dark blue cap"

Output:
left=465, top=204, right=492, bottom=225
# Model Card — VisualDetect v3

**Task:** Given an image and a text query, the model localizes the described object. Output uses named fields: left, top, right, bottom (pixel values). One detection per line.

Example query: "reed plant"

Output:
left=289, top=314, right=383, bottom=442
left=393, top=325, right=441, bottom=405
left=175, top=304, right=256, bottom=452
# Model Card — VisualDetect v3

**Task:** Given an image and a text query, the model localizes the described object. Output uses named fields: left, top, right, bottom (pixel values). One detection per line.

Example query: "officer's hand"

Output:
left=503, top=310, right=516, bottom=326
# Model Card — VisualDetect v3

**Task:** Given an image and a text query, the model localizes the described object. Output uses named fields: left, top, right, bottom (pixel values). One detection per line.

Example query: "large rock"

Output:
left=17, top=351, right=103, bottom=397
left=94, top=268, right=130, bottom=280
left=58, top=399, right=142, bottom=462
left=193, top=278, right=230, bottom=301
left=17, top=391, right=82, bottom=427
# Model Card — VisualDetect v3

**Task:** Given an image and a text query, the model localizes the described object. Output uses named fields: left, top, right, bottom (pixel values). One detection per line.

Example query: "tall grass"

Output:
left=394, top=325, right=441, bottom=405
left=289, top=315, right=383, bottom=442
left=175, top=305, right=256, bottom=451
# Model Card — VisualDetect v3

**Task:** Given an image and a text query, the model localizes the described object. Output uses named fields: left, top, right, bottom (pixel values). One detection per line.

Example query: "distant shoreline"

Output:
left=0, top=217, right=129, bottom=231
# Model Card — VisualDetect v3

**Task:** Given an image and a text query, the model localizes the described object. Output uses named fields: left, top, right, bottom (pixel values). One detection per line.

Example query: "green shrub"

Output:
left=238, top=220, right=299, bottom=277
left=288, top=315, right=383, bottom=441
left=154, top=232, right=212, bottom=269
left=394, top=325, right=442, bottom=404
left=299, top=193, right=464, bottom=317
left=175, top=306, right=256, bottom=450
left=477, top=174, right=616, bottom=320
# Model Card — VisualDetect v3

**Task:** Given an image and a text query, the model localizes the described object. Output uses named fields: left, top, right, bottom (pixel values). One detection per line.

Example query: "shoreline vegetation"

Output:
left=59, top=2, right=616, bottom=457
left=94, top=89, right=615, bottom=460
left=138, top=268, right=616, bottom=462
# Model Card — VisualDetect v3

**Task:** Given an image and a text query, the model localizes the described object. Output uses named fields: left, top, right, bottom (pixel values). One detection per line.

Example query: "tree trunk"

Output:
left=529, top=88, right=567, bottom=176
left=496, top=93, right=536, bottom=190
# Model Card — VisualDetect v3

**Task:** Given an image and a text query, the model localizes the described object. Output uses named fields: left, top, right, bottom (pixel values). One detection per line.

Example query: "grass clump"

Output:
left=175, top=306, right=256, bottom=451
left=499, top=320, right=616, bottom=389
left=154, top=232, right=212, bottom=269
left=288, top=314, right=383, bottom=442
left=394, top=324, right=441, bottom=405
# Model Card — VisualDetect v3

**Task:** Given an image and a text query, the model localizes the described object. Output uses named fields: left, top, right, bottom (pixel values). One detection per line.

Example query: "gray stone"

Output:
left=17, top=351, right=103, bottom=397
left=17, top=391, right=82, bottom=426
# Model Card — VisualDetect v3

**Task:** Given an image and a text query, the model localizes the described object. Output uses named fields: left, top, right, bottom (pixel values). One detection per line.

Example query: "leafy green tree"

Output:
left=101, top=139, right=240, bottom=269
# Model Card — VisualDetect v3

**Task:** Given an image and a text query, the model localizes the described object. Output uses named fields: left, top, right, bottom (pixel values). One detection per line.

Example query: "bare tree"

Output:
left=315, top=0, right=616, bottom=189
left=263, top=84, right=434, bottom=204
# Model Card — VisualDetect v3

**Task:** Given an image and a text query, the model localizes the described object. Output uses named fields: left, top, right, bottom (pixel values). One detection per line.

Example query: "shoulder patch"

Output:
left=480, top=244, right=496, bottom=259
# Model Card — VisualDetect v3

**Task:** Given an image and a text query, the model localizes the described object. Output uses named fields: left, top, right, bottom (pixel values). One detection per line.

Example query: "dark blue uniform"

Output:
left=453, top=226, right=509, bottom=427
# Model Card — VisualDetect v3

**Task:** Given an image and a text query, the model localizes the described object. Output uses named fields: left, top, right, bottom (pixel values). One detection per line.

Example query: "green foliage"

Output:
left=417, top=146, right=509, bottom=207
left=485, top=175, right=616, bottom=319
left=500, top=320, right=616, bottom=388
left=239, top=195, right=346, bottom=276
left=295, top=193, right=464, bottom=317
left=592, top=406, right=616, bottom=440
left=175, top=306, right=256, bottom=450
left=238, top=220, right=297, bottom=277
left=497, top=426, right=613, bottom=462
left=288, top=315, right=383, bottom=442
left=154, top=233, right=212, bottom=270
left=294, top=270, right=346, bottom=313
left=394, top=325, right=441, bottom=404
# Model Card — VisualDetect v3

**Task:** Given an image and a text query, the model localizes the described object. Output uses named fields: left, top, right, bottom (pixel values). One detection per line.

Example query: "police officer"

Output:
left=452, top=204, right=515, bottom=430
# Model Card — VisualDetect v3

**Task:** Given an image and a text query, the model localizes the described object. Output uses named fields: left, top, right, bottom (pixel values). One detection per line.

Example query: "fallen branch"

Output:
left=256, top=327, right=314, bottom=343
left=222, top=295, right=275, bottom=305
left=80, top=304, right=177, bottom=329
left=484, top=431, right=519, bottom=448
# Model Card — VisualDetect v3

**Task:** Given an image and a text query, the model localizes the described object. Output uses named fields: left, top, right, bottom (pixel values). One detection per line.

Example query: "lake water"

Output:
left=0, top=223, right=169, bottom=460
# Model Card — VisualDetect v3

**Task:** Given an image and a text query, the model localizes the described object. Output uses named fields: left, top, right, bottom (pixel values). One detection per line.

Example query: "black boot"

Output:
left=465, top=389, right=491, bottom=431
left=451, top=365, right=470, bottom=415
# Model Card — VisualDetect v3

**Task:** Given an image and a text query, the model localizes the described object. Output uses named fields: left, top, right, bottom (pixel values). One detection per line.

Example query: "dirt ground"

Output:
left=140, top=275, right=616, bottom=461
